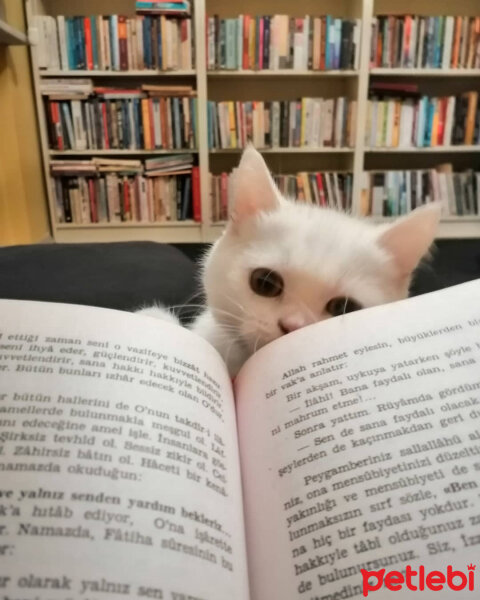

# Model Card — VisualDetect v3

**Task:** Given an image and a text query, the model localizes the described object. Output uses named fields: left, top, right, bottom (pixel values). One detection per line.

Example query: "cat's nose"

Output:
left=278, top=316, right=307, bottom=335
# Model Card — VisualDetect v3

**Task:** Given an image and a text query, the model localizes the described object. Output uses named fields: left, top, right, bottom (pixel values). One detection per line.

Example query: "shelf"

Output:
left=0, top=18, right=28, bottom=45
left=49, top=149, right=198, bottom=156
left=365, top=216, right=480, bottom=239
left=54, top=222, right=202, bottom=243
left=370, top=68, right=480, bottom=77
left=40, top=69, right=196, bottom=77
left=208, top=70, right=358, bottom=77
left=210, top=147, right=354, bottom=154
left=56, top=221, right=199, bottom=229
left=365, top=146, right=480, bottom=153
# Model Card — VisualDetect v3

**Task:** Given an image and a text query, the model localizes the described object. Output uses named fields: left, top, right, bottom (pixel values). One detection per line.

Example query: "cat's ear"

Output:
left=377, top=203, right=441, bottom=276
left=229, top=146, right=280, bottom=228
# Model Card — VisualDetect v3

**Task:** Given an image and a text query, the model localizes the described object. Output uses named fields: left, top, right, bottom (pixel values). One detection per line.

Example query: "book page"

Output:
left=0, top=301, right=248, bottom=600
left=236, top=279, right=480, bottom=599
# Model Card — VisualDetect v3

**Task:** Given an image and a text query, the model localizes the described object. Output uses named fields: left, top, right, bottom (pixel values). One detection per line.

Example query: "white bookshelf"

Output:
left=27, top=0, right=480, bottom=242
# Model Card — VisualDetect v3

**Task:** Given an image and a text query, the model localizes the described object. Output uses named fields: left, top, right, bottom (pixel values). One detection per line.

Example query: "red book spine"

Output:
left=84, top=17, right=94, bottom=70
left=123, top=178, right=130, bottom=220
left=243, top=16, right=250, bottom=69
left=88, top=178, right=98, bottom=222
left=316, top=173, right=326, bottom=206
left=51, top=102, right=63, bottom=150
left=101, top=103, right=110, bottom=149
left=118, top=16, right=128, bottom=70
left=437, top=98, right=447, bottom=146
left=192, top=166, right=201, bottom=222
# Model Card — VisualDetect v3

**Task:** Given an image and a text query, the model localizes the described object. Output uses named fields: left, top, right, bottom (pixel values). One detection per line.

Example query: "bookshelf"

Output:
left=27, top=0, right=480, bottom=242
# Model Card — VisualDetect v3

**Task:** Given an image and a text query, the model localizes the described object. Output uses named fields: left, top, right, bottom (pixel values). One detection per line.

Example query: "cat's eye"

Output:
left=250, top=268, right=284, bottom=297
left=326, top=297, right=363, bottom=317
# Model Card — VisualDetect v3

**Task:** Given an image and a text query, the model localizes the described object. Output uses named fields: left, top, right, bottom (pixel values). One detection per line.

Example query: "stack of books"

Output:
left=135, top=1, right=190, bottom=15
left=206, top=15, right=360, bottom=70
left=209, top=171, right=353, bottom=221
left=366, top=86, right=480, bottom=148
left=207, top=97, right=356, bottom=149
left=43, top=82, right=198, bottom=151
left=365, top=167, right=480, bottom=216
left=370, top=15, right=480, bottom=69
left=33, top=11, right=193, bottom=71
left=50, top=155, right=200, bottom=224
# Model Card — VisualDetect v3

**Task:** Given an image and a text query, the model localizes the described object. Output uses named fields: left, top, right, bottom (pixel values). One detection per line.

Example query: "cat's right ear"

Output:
left=229, top=146, right=280, bottom=229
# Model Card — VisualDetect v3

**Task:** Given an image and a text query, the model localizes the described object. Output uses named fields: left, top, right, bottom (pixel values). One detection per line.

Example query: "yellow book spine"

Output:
left=431, top=100, right=439, bottom=146
left=228, top=101, right=237, bottom=148
left=141, top=98, right=151, bottom=149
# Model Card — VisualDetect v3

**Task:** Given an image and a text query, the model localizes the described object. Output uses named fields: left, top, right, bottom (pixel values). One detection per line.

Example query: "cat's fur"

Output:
left=137, top=146, right=440, bottom=376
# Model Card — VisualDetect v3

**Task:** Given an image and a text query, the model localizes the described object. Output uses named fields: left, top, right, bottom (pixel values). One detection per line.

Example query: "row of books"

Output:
left=206, top=15, right=360, bottom=71
left=50, top=156, right=200, bottom=224
left=34, top=14, right=193, bottom=72
left=366, top=92, right=480, bottom=148
left=370, top=15, right=480, bottom=69
left=209, top=171, right=353, bottom=221
left=44, top=84, right=198, bottom=151
left=366, top=169, right=480, bottom=216
left=207, top=98, right=356, bottom=150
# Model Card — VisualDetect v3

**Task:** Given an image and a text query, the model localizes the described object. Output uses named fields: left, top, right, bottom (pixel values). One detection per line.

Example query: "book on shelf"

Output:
left=2, top=279, right=480, bottom=598
left=49, top=156, right=200, bottom=224
left=209, top=171, right=353, bottom=222
left=206, top=14, right=360, bottom=71
left=370, top=15, right=480, bottom=69
left=366, top=90, right=480, bottom=148
left=135, top=1, right=191, bottom=16
left=364, top=167, right=480, bottom=217
left=207, top=98, right=356, bottom=150
left=33, top=11, right=192, bottom=72
left=43, top=82, right=198, bottom=151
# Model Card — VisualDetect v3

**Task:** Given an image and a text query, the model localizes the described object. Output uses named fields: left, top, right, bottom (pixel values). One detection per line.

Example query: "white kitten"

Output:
left=138, top=146, right=440, bottom=376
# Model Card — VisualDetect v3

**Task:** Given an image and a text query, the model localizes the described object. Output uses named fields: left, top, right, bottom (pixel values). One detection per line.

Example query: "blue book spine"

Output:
left=136, top=1, right=188, bottom=9
left=157, top=19, right=162, bottom=68
left=424, top=99, right=434, bottom=146
left=334, top=19, right=342, bottom=69
left=191, top=97, right=197, bottom=148
left=112, top=15, right=120, bottom=70
left=143, top=16, right=151, bottom=68
left=207, top=102, right=213, bottom=149
left=325, top=16, right=331, bottom=68
left=66, top=18, right=75, bottom=70
left=90, top=16, right=99, bottom=69
left=78, top=17, right=86, bottom=69
left=133, top=98, right=140, bottom=148
left=173, top=98, right=181, bottom=148
left=329, top=17, right=336, bottom=69
left=109, top=17, right=116, bottom=70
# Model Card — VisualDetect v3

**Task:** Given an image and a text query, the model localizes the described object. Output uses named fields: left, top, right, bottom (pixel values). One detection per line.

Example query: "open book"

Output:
left=1, top=279, right=479, bottom=599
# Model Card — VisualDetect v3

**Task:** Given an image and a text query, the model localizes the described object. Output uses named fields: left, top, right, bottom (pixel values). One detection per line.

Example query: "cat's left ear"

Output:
left=229, top=146, right=280, bottom=228
left=377, top=203, right=441, bottom=276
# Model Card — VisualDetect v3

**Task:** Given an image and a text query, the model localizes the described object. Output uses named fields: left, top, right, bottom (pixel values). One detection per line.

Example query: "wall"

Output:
left=0, top=0, right=50, bottom=245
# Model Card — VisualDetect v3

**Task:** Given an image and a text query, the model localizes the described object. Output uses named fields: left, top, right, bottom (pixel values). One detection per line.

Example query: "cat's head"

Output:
left=202, top=146, right=440, bottom=355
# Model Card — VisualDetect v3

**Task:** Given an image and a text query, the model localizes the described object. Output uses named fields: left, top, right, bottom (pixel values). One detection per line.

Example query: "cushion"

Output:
left=0, top=242, right=200, bottom=322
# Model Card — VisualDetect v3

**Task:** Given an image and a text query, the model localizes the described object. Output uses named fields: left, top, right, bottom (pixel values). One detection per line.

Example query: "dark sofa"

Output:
left=0, top=241, right=479, bottom=319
